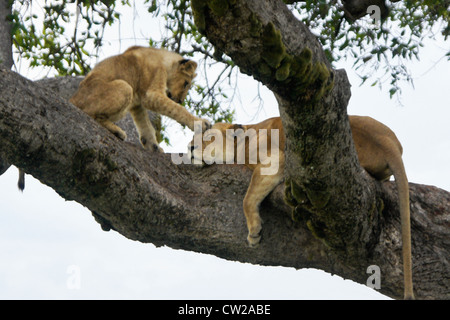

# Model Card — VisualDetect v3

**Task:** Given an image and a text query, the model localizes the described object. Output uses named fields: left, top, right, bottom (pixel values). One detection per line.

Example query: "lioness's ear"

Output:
left=179, top=59, right=198, bottom=74
left=231, top=124, right=245, bottom=137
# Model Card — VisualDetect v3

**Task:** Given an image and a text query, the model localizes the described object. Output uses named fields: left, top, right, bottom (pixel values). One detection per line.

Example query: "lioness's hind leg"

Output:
left=243, top=166, right=283, bottom=247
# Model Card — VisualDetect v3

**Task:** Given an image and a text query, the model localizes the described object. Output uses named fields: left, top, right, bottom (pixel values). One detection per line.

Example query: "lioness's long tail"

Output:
left=389, top=154, right=414, bottom=300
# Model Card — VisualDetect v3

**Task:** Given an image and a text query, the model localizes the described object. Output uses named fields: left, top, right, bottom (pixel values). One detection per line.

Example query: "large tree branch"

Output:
left=342, top=0, right=391, bottom=21
left=0, top=66, right=449, bottom=299
left=283, top=0, right=395, bottom=21
left=0, top=66, right=330, bottom=270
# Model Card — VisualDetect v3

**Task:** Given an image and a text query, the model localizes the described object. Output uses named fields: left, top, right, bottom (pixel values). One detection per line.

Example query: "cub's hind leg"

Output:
left=243, top=165, right=284, bottom=247
left=96, top=119, right=127, bottom=141
left=71, top=79, right=133, bottom=140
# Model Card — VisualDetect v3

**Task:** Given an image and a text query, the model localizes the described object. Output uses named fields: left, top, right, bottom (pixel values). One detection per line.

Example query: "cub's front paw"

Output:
left=191, top=118, right=211, bottom=133
left=140, top=136, right=163, bottom=153
left=201, top=119, right=211, bottom=132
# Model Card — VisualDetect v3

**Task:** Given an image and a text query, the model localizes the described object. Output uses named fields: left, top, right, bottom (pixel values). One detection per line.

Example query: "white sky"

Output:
left=0, top=2, right=449, bottom=300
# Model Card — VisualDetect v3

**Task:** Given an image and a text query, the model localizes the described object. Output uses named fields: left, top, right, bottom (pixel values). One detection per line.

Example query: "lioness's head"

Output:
left=167, top=59, right=198, bottom=104
left=188, top=122, right=243, bottom=165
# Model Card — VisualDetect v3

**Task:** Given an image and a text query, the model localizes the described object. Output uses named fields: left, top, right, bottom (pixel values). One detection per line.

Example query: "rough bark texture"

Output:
left=0, top=0, right=449, bottom=300
left=0, top=0, right=13, bottom=175
left=283, top=0, right=393, bottom=20
left=342, top=0, right=391, bottom=21
left=0, top=0, right=13, bottom=69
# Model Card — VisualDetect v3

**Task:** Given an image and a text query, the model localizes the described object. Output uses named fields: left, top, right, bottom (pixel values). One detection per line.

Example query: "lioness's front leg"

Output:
left=142, top=91, right=210, bottom=132
left=243, top=165, right=283, bottom=247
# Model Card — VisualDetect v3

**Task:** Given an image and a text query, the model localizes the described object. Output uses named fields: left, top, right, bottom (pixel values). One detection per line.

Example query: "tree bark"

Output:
left=0, top=0, right=13, bottom=175
left=0, top=0, right=13, bottom=69
left=0, top=0, right=13, bottom=177
left=342, top=0, right=391, bottom=21
left=282, top=0, right=392, bottom=21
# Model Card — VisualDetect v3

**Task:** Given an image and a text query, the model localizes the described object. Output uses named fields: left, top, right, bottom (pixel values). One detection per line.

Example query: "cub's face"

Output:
left=167, top=59, right=198, bottom=104
left=188, top=123, right=235, bottom=165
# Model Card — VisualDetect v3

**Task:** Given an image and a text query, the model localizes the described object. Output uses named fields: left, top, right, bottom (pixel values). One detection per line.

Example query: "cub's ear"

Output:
left=179, top=59, right=198, bottom=75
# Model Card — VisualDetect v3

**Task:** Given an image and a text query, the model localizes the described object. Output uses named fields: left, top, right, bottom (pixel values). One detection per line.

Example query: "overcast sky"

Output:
left=0, top=2, right=448, bottom=300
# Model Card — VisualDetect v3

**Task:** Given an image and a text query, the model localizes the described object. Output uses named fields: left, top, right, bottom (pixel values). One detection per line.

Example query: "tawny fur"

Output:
left=189, top=116, right=414, bottom=300
left=70, top=46, right=210, bottom=151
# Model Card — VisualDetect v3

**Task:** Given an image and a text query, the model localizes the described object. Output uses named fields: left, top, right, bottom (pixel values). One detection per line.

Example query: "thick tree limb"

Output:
left=0, top=66, right=449, bottom=299
left=282, top=0, right=393, bottom=21
left=342, top=0, right=391, bottom=21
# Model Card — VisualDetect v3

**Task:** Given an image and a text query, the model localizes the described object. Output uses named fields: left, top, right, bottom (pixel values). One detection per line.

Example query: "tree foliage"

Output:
left=9, top=0, right=449, bottom=118
left=8, top=0, right=235, bottom=128
left=9, top=0, right=119, bottom=75
left=288, top=0, right=449, bottom=97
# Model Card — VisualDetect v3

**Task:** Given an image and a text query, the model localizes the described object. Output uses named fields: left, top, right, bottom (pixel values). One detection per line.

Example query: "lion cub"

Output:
left=188, top=116, right=414, bottom=300
left=70, top=46, right=210, bottom=151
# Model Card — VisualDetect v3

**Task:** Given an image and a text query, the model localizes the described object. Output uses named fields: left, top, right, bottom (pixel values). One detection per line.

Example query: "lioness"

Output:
left=188, top=116, right=414, bottom=300
left=70, top=46, right=210, bottom=151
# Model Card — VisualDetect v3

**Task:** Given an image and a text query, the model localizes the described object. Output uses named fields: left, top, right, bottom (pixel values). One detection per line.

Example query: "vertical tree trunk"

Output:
left=0, top=0, right=13, bottom=68
left=0, top=0, right=13, bottom=175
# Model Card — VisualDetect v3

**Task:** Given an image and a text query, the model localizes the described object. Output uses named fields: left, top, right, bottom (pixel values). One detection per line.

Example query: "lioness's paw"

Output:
left=247, top=233, right=261, bottom=248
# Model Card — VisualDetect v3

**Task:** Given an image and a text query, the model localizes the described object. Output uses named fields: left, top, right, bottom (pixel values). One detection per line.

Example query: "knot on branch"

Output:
left=284, top=177, right=338, bottom=248
left=255, top=22, right=335, bottom=104
left=191, top=0, right=238, bottom=34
